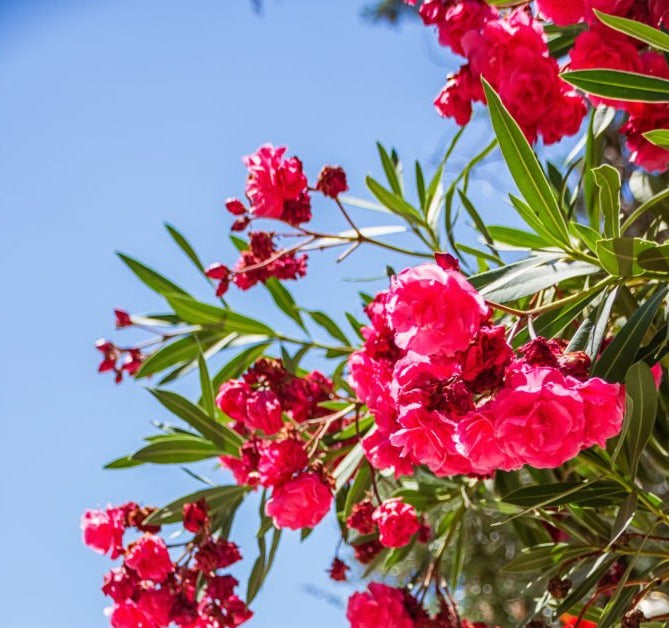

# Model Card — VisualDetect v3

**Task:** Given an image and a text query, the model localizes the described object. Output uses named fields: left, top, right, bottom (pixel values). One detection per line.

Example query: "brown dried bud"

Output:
left=548, top=576, right=572, bottom=600
left=621, top=610, right=645, bottom=628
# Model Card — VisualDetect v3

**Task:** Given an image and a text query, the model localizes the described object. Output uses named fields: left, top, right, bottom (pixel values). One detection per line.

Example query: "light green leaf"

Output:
left=264, top=278, right=305, bottom=329
left=595, top=10, right=669, bottom=53
left=365, top=176, right=424, bottom=224
left=487, top=225, right=552, bottom=250
left=165, top=223, right=206, bottom=274
left=132, top=435, right=221, bottom=464
left=596, top=237, right=655, bottom=277
left=643, top=129, right=669, bottom=148
left=592, top=165, right=621, bottom=238
left=117, top=253, right=188, bottom=297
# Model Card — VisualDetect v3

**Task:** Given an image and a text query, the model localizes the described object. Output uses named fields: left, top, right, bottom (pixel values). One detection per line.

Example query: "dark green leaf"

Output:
left=165, top=223, right=206, bottom=274
left=482, top=79, right=570, bottom=247
left=623, top=361, right=658, bottom=476
left=487, top=225, right=551, bottom=249
left=503, top=480, right=627, bottom=509
left=197, top=351, right=216, bottom=419
left=211, top=342, right=272, bottom=390
left=104, top=455, right=145, bottom=469
left=638, top=243, right=669, bottom=273
left=149, top=389, right=242, bottom=454
left=132, top=435, right=220, bottom=464
left=609, top=493, right=637, bottom=546
left=307, top=311, right=351, bottom=346
left=145, top=485, right=247, bottom=525
left=365, top=176, right=424, bottom=224
left=377, top=143, right=402, bottom=196
left=117, top=253, right=188, bottom=297
left=264, top=278, right=304, bottom=329
left=593, top=287, right=667, bottom=382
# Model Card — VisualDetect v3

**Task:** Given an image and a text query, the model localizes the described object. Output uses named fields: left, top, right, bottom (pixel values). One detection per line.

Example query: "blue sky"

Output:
left=0, top=1, right=572, bottom=626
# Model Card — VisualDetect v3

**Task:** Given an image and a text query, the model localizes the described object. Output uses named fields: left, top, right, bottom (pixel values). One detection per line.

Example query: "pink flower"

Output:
left=245, top=389, right=284, bottom=434
left=372, top=498, right=421, bottom=548
left=114, top=308, right=133, bottom=328
left=220, top=439, right=262, bottom=487
left=651, top=363, right=663, bottom=389
left=536, top=0, right=585, bottom=25
left=346, top=582, right=414, bottom=628
left=136, top=588, right=174, bottom=626
left=583, top=0, right=635, bottom=20
left=578, top=377, right=625, bottom=448
left=124, top=534, right=174, bottom=583
left=437, top=1, right=498, bottom=56
left=540, top=89, right=587, bottom=145
left=387, top=263, right=489, bottom=357
left=458, top=406, right=510, bottom=474
left=434, top=69, right=474, bottom=126
left=81, top=508, right=125, bottom=558
left=102, top=567, right=139, bottom=603
left=315, top=165, right=348, bottom=197
left=183, top=499, right=209, bottom=533
left=243, top=144, right=308, bottom=220
left=216, top=380, right=250, bottom=423
left=257, top=437, right=308, bottom=487
left=265, top=472, right=333, bottom=530
left=110, top=601, right=153, bottom=628
left=495, top=366, right=587, bottom=469
left=362, top=430, right=414, bottom=477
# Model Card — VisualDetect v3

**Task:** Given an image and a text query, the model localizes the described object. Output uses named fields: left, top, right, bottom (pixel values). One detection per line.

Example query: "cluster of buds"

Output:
left=96, top=339, right=144, bottom=384
left=82, top=500, right=251, bottom=628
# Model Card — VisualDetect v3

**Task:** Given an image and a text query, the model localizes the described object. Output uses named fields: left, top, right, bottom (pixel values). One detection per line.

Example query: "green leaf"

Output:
left=482, top=79, right=570, bottom=247
left=487, top=225, right=551, bottom=250
left=570, top=222, right=601, bottom=253
left=502, top=543, right=588, bottom=573
left=592, top=165, right=621, bottom=238
left=596, top=236, right=655, bottom=277
left=593, top=287, right=667, bottom=382
left=197, top=351, right=216, bottom=419
left=333, top=441, right=364, bottom=491
left=132, top=434, right=221, bottom=464
left=377, top=143, right=402, bottom=196
left=479, top=259, right=599, bottom=303
left=365, top=176, right=424, bottom=225
left=555, top=554, right=619, bottom=615
left=104, top=455, right=145, bottom=469
left=512, top=288, right=603, bottom=347
left=643, top=129, right=669, bottom=148
left=503, top=480, right=627, bottom=509
left=545, top=22, right=588, bottom=58
left=264, top=278, right=304, bottom=329
left=595, top=10, right=669, bottom=53
left=609, top=493, right=637, bottom=546
left=343, top=462, right=371, bottom=519
left=145, top=485, right=247, bottom=525
left=469, top=254, right=560, bottom=291
left=638, top=243, right=669, bottom=273
left=117, top=253, right=188, bottom=297
left=561, top=69, right=669, bottom=103
left=307, top=311, right=350, bottom=346
left=166, top=294, right=274, bottom=335
left=623, top=361, right=658, bottom=476
left=415, top=161, right=426, bottom=210
left=508, top=195, right=559, bottom=245
left=137, top=332, right=221, bottom=379
left=457, top=189, right=496, bottom=251
left=165, top=223, right=206, bottom=274
left=149, top=389, right=242, bottom=454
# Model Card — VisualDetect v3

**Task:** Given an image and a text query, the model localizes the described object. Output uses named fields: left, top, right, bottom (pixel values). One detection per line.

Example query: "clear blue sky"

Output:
left=0, top=2, right=574, bottom=626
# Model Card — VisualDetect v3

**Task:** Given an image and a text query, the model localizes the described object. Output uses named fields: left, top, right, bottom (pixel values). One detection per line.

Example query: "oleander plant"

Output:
left=82, top=1, right=669, bottom=626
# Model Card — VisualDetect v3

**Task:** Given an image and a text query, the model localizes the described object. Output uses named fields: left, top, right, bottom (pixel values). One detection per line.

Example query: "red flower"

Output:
left=346, top=499, right=377, bottom=535
left=257, top=437, right=308, bottom=487
left=81, top=508, right=125, bottom=558
left=245, top=389, right=284, bottom=435
left=136, top=588, right=174, bottom=626
left=114, top=308, right=133, bottom=328
left=346, top=582, right=414, bottom=628
left=327, top=557, right=350, bottom=582
left=315, top=166, right=348, bottom=198
left=243, top=144, right=308, bottom=221
left=124, top=534, right=174, bottom=583
left=265, top=471, right=333, bottom=530
left=110, top=601, right=153, bottom=628
left=372, top=498, right=421, bottom=548
left=225, top=197, right=247, bottom=216
left=183, top=498, right=209, bottom=533
left=205, top=263, right=231, bottom=297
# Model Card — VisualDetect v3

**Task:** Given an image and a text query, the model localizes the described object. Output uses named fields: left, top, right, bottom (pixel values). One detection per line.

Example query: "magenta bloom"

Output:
left=372, top=498, right=421, bottom=548
left=124, top=534, right=174, bottom=583
left=387, top=263, right=488, bottom=357
left=265, top=472, right=333, bottom=530
left=81, top=508, right=125, bottom=558
left=346, top=582, right=414, bottom=628
left=243, top=144, right=307, bottom=219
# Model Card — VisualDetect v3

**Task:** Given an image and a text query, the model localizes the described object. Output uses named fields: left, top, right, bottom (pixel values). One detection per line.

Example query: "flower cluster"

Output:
left=205, top=146, right=349, bottom=296
left=82, top=501, right=251, bottom=628
left=216, top=358, right=336, bottom=530
left=96, top=339, right=145, bottom=384
left=413, top=1, right=586, bottom=144
left=347, top=582, right=498, bottom=628
left=349, top=260, right=625, bottom=478
left=562, top=1, right=669, bottom=171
